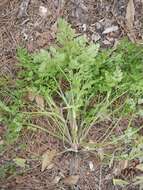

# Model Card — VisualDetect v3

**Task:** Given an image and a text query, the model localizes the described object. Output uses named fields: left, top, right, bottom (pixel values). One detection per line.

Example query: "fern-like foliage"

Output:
left=1, top=18, right=143, bottom=147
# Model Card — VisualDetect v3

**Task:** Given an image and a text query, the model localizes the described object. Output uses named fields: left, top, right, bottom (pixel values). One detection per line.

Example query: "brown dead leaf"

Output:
left=63, top=175, right=79, bottom=186
left=113, top=160, right=129, bottom=175
left=41, top=149, right=56, bottom=172
left=126, top=0, right=136, bottom=42
left=126, top=0, right=135, bottom=30
left=35, top=95, right=44, bottom=109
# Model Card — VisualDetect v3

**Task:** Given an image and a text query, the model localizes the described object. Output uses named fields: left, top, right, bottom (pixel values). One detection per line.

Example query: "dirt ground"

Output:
left=0, top=0, right=143, bottom=189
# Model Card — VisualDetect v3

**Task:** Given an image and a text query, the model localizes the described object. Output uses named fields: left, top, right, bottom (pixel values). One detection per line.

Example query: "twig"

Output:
left=98, top=165, right=103, bottom=190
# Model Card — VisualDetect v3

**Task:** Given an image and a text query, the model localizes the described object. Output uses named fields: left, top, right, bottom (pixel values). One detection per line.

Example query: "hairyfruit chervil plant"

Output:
left=1, top=19, right=143, bottom=156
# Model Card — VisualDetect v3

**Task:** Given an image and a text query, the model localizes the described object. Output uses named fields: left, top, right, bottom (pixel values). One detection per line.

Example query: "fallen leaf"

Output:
left=13, top=158, right=26, bottom=168
left=113, top=160, right=128, bottom=175
left=126, top=0, right=136, bottom=42
left=102, top=26, right=118, bottom=34
left=126, top=0, right=135, bottom=30
left=63, top=175, right=79, bottom=186
left=119, top=160, right=129, bottom=170
left=136, top=164, right=143, bottom=171
left=35, top=95, right=44, bottom=109
left=41, top=149, right=56, bottom=172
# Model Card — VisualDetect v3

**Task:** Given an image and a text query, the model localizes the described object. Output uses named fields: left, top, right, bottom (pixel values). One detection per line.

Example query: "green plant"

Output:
left=0, top=162, right=16, bottom=179
left=0, top=19, right=143, bottom=158
left=26, top=76, right=124, bottom=152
